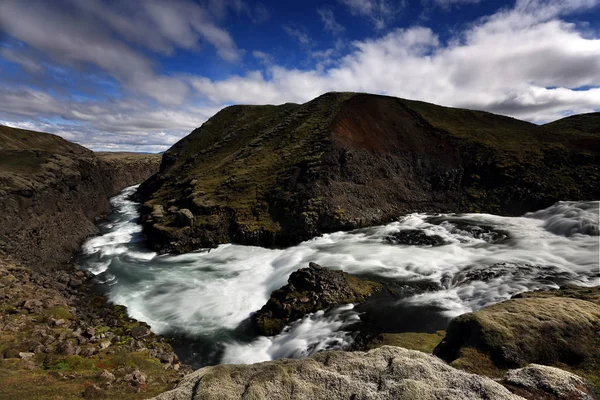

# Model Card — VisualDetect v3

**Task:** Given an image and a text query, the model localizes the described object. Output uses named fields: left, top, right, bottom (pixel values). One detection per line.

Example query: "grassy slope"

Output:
left=139, top=93, right=354, bottom=244
left=543, top=112, right=600, bottom=136
left=0, top=125, right=90, bottom=154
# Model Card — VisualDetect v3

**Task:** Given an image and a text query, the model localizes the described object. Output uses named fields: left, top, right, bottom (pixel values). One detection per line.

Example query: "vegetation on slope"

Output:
left=138, top=92, right=600, bottom=253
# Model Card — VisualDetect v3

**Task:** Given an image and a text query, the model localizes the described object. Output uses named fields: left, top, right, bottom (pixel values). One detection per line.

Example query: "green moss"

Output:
left=368, top=331, right=445, bottom=353
left=450, top=347, right=505, bottom=378
left=42, top=306, right=74, bottom=321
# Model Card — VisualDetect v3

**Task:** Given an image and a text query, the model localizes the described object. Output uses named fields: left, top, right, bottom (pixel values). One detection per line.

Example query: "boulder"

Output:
left=254, top=262, right=382, bottom=335
left=503, top=364, right=596, bottom=400
left=150, top=346, right=523, bottom=400
left=174, top=209, right=194, bottom=227
left=434, top=286, right=600, bottom=393
left=130, top=325, right=151, bottom=339
left=385, top=229, right=448, bottom=246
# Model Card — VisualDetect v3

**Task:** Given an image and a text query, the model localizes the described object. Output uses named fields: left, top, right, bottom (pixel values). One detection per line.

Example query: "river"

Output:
left=80, top=185, right=599, bottom=368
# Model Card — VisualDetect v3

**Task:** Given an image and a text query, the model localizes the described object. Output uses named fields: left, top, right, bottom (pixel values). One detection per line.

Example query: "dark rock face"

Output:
left=434, top=285, right=600, bottom=395
left=254, top=262, right=383, bottom=335
left=137, top=92, right=600, bottom=254
left=0, top=126, right=160, bottom=269
left=385, top=229, right=448, bottom=246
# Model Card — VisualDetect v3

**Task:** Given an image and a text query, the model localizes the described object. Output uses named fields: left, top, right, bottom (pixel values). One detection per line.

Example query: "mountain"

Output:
left=137, top=92, right=600, bottom=253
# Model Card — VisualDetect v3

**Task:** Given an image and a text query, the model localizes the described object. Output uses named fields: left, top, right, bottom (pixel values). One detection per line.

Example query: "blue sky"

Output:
left=0, top=0, right=599, bottom=152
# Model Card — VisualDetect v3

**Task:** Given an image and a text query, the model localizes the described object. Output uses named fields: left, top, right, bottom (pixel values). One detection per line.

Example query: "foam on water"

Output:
left=221, top=305, right=360, bottom=364
left=81, top=186, right=599, bottom=366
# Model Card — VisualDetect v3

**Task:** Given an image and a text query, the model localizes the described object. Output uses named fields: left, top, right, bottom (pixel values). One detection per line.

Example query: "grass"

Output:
left=0, top=350, right=179, bottom=400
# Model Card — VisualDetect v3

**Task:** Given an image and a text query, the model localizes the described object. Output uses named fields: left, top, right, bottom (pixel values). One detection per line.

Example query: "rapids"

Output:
left=80, top=186, right=599, bottom=368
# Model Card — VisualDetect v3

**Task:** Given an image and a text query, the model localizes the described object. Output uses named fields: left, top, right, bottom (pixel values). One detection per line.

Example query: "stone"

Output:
left=130, top=325, right=151, bottom=339
left=385, top=230, right=448, bottom=246
left=124, top=369, right=147, bottom=387
left=254, top=262, right=382, bottom=335
left=174, top=209, right=194, bottom=227
left=82, top=384, right=106, bottom=399
left=68, top=278, right=83, bottom=288
left=503, top=364, right=596, bottom=400
left=150, top=346, right=522, bottom=400
left=18, top=352, right=34, bottom=360
left=151, top=204, right=165, bottom=221
left=99, top=340, right=111, bottom=350
left=98, top=369, right=115, bottom=382
left=434, top=287, right=600, bottom=372
left=59, top=341, right=75, bottom=356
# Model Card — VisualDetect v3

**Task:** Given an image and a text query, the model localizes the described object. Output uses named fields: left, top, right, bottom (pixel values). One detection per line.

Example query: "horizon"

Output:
left=1, top=0, right=599, bottom=152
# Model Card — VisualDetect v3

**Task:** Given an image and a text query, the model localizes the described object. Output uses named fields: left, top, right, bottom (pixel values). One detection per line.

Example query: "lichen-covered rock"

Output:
left=151, top=346, right=524, bottom=400
left=254, top=262, right=382, bottom=335
left=434, top=286, right=600, bottom=394
left=503, top=364, right=596, bottom=400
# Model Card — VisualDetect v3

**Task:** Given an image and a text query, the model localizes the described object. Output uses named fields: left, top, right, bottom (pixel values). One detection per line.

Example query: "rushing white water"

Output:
left=80, top=186, right=599, bottom=367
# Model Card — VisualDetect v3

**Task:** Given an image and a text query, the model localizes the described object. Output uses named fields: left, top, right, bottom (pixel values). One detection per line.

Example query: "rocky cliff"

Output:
left=0, top=125, right=161, bottom=269
left=137, top=92, right=600, bottom=254
left=0, top=125, right=184, bottom=399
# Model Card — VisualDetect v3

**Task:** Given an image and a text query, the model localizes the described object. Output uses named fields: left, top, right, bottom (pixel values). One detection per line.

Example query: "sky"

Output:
left=0, top=0, right=599, bottom=152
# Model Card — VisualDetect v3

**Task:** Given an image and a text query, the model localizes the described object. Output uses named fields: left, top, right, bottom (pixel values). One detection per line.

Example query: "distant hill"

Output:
left=137, top=92, right=600, bottom=253
left=544, top=112, right=600, bottom=136
left=0, top=124, right=90, bottom=154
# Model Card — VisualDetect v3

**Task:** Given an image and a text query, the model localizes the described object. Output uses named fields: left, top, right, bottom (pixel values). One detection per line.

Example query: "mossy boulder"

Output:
left=434, top=286, right=600, bottom=395
left=254, top=262, right=383, bottom=335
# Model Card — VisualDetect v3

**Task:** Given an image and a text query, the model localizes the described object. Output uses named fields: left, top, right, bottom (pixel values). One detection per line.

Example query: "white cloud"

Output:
left=188, top=2, right=600, bottom=123
left=339, top=0, right=404, bottom=30
left=318, top=8, right=345, bottom=35
left=0, top=0, right=241, bottom=106
left=283, top=25, right=311, bottom=46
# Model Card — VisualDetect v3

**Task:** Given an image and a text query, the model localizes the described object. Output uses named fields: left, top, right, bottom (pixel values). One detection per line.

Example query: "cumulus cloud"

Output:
left=189, top=1, right=600, bottom=123
left=0, top=87, right=219, bottom=152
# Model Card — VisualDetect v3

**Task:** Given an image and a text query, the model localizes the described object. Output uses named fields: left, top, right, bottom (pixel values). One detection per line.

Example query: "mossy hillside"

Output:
left=0, top=124, right=91, bottom=155
left=0, top=350, right=180, bottom=400
left=400, top=99, right=600, bottom=214
left=434, top=286, right=600, bottom=395
left=139, top=93, right=355, bottom=252
left=138, top=92, right=600, bottom=253
left=543, top=112, right=600, bottom=136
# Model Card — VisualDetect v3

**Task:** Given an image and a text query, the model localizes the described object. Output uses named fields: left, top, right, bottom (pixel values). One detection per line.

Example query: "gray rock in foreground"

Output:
left=504, top=364, right=596, bottom=400
left=151, top=346, right=524, bottom=400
